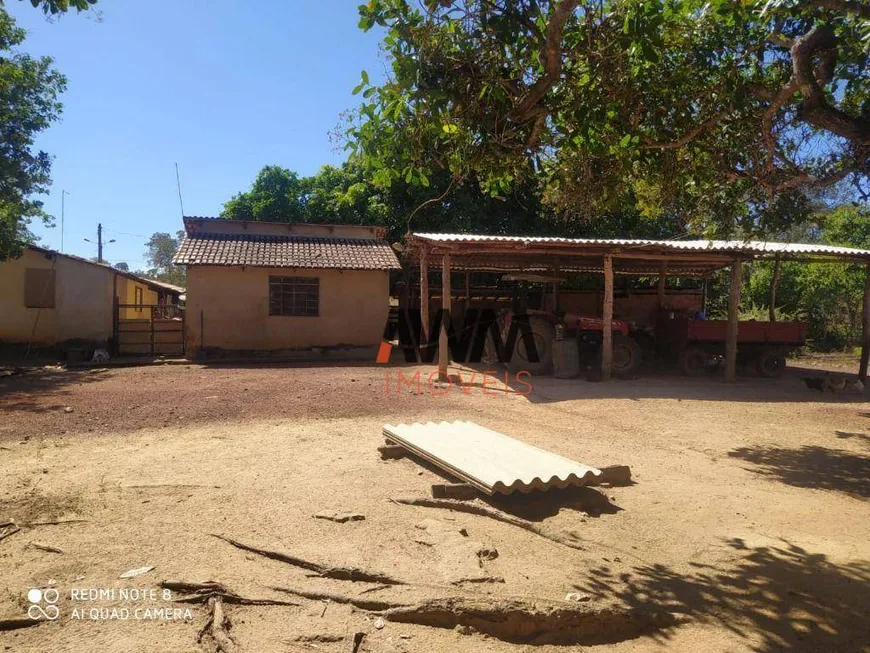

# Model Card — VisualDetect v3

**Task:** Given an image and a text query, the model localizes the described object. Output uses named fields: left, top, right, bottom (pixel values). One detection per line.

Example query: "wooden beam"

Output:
left=439, top=253, right=451, bottom=381
left=657, top=261, right=667, bottom=307
left=602, top=255, right=614, bottom=381
left=725, top=260, right=742, bottom=382
left=769, top=255, right=781, bottom=322
left=860, top=263, right=870, bottom=382
left=420, top=247, right=429, bottom=343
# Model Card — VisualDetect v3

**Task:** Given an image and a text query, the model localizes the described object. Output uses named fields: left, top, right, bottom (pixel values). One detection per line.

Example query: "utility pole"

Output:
left=84, top=222, right=115, bottom=264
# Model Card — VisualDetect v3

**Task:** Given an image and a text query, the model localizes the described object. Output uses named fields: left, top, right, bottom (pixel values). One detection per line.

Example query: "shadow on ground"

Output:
left=574, top=538, right=870, bottom=652
left=835, top=430, right=870, bottom=448
left=472, top=361, right=870, bottom=405
left=0, top=366, right=112, bottom=413
left=728, top=445, right=870, bottom=499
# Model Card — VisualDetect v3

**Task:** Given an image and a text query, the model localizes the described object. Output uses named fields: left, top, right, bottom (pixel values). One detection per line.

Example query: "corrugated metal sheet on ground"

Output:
left=383, top=420, right=602, bottom=495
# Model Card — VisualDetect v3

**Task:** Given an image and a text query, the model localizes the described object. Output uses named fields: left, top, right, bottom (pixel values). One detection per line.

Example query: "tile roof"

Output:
left=173, top=233, right=401, bottom=270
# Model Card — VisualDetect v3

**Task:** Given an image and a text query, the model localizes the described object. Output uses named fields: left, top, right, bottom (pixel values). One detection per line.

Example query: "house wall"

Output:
left=0, top=248, right=114, bottom=345
left=184, top=266, right=389, bottom=356
left=117, top=276, right=159, bottom=320
left=187, top=219, right=381, bottom=240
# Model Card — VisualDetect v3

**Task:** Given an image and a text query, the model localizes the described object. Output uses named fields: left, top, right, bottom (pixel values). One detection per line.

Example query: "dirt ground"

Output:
left=1, top=357, right=869, bottom=653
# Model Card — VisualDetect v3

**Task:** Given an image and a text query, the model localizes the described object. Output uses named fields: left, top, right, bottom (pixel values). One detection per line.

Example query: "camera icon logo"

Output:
left=27, top=587, right=60, bottom=621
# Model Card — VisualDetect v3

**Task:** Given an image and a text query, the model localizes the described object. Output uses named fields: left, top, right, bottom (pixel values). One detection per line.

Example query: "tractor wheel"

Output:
left=756, top=348, right=786, bottom=378
left=506, top=315, right=554, bottom=375
left=611, top=334, right=643, bottom=378
left=679, top=346, right=710, bottom=376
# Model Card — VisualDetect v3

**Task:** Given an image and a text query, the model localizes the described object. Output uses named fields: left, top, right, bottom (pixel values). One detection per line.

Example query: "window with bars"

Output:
left=269, top=276, right=319, bottom=317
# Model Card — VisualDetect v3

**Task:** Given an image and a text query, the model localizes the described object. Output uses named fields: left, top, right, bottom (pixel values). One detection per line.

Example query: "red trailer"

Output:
left=656, top=311, right=807, bottom=377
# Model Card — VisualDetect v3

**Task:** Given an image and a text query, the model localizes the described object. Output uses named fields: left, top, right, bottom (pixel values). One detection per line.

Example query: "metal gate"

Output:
left=115, top=303, right=185, bottom=356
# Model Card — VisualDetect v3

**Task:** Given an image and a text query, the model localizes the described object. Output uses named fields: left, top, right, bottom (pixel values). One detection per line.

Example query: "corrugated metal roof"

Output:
left=383, top=421, right=602, bottom=495
left=27, top=245, right=185, bottom=295
left=411, top=233, right=870, bottom=259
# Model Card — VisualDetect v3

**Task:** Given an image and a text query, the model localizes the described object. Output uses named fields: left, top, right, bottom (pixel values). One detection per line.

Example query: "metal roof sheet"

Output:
left=411, top=233, right=870, bottom=259
left=383, top=421, right=602, bottom=495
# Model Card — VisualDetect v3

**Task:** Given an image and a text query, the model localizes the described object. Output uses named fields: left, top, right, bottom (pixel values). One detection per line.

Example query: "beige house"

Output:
left=0, top=245, right=183, bottom=353
left=173, top=217, right=401, bottom=358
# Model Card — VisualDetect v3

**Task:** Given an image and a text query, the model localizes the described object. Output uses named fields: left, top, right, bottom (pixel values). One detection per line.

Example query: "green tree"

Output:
left=113, top=261, right=129, bottom=271
left=349, top=0, right=869, bottom=236
left=144, top=231, right=185, bottom=286
left=222, top=160, right=684, bottom=241
left=743, top=204, right=870, bottom=348
left=0, top=9, right=66, bottom=260
left=1, top=0, right=97, bottom=14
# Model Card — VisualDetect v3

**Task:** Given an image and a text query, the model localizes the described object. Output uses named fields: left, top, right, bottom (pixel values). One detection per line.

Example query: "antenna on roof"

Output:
left=60, top=189, right=69, bottom=252
left=175, top=162, right=185, bottom=218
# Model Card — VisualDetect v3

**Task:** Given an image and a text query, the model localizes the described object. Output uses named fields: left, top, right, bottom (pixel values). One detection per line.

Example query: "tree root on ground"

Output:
left=197, top=596, right=239, bottom=653
left=0, top=618, right=41, bottom=631
left=212, top=534, right=406, bottom=585
left=381, top=596, right=681, bottom=645
left=389, top=497, right=585, bottom=551
left=273, top=587, right=680, bottom=645
left=0, top=522, right=20, bottom=543
left=161, top=580, right=299, bottom=606
left=269, top=586, right=407, bottom=612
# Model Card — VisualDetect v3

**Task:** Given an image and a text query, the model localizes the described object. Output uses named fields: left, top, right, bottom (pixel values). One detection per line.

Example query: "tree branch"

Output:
left=801, top=0, right=870, bottom=20
left=773, top=165, right=857, bottom=192
left=641, top=111, right=728, bottom=150
left=791, top=26, right=870, bottom=146
left=513, top=0, right=581, bottom=120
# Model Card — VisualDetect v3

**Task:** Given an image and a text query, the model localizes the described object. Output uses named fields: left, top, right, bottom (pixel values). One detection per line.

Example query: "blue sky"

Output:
left=9, top=1, right=384, bottom=269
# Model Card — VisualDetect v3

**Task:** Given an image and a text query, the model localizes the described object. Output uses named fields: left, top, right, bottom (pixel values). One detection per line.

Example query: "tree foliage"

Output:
left=221, top=161, right=682, bottom=241
left=348, top=0, right=869, bottom=236
left=0, top=8, right=66, bottom=260
left=740, top=204, right=870, bottom=348
left=0, top=0, right=96, bottom=15
left=144, top=231, right=185, bottom=285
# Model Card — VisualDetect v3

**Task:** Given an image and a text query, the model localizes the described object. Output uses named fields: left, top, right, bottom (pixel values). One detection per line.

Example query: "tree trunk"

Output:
left=769, top=256, right=781, bottom=323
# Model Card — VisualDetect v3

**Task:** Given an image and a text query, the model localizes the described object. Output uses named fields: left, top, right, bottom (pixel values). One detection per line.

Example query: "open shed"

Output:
left=405, top=233, right=870, bottom=382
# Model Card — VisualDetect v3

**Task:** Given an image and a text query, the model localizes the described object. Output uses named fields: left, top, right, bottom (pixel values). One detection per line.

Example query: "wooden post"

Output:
left=602, top=255, right=614, bottom=381
left=657, top=261, right=667, bottom=307
left=725, top=259, right=743, bottom=382
left=769, top=256, right=781, bottom=322
left=464, top=271, right=470, bottom=311
left=860, top=263, right=870, bottom=382
left=420, top=247, right=429, bottom=343
left=439, top=253, right=452, bottom=381
left=553, top=269, right=560, bottom=312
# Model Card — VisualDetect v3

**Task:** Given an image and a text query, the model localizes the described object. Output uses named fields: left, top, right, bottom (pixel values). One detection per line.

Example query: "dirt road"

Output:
left=1, top=361, right=868, bottom=652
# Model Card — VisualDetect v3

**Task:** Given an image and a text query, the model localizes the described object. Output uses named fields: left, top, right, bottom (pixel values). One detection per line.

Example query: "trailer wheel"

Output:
left=679, top=346, right=710, bottom=376
left=611, top=335, right=643, bottom=377
left=506, top=315, right=554, bottom=375
left=756, top=348, right=786, bottom=378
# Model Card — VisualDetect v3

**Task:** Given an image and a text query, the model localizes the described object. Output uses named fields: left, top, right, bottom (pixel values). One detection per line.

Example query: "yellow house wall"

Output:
left=117, top=277, right=159, bottom=320
left=0, top=248, right=114, bottom=345
left=184, top=266, right=389, bottom=354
